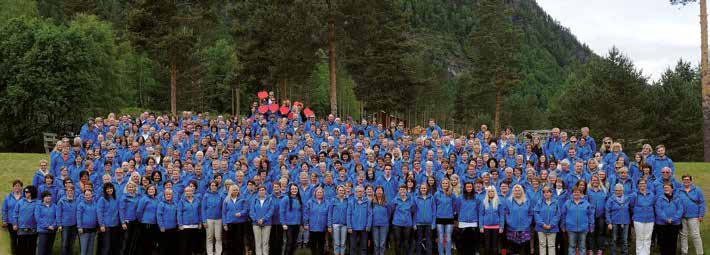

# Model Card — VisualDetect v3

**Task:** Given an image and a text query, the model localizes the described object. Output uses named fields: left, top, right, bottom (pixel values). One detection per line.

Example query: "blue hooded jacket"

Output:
left=479, top=199, right=505, bottom=227
left=328, top=197, right=349, bottom=226
left=455, top=196, right=479, bottom=224
left=560, top=199, right=594, bottom=232
left=1, top=193, right=22, bottom=226
left=630, top=191, right=655, bottom=223
left=586, top=188, right=608, bottom=218
left=56, top=196, right=78, bottom=227
left=119, top=193, right=139, bottom=223
left=98, top=196, right=120, bottom=227
left=304, top=199, right=329, bottom=231
left=434, top=191, right=455, bottom=219
left=605, top=195, right=632, bottom=224
left=655, top=194, right=684, bottom=225
left=249, top=196, right=274, bottom=226
left=157, top=200, right=178, bottom=229
left=505, top=198, right=533, bottom=231
left=413, top=194, right=435, bottom=227
left=222, top=196, right=249, bottom=224
left=200, top=190, right=223, bottom=222
left=347, top=198, right=371, bottom=231
left=34, top=202, right=56, bottom=233
left=178, top=196, right=201, bottom=226
left=534, top=199, right=560, bottom=233
left=136, top=195, right=159, bottom=224
left=279, top=196, right=303, bottom=225
left=76, top=199, right=98, bottom=229
left=679, top=185, right=705, bottom=218
left=392, top=196, right=415, bottom=227
left=371, top=201, right=392, bottom=227
left=13, top=199, right=38, bottom=230
left=270, top=194, right=284, bottom=225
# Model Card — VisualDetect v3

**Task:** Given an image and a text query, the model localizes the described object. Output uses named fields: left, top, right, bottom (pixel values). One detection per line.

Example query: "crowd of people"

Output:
left=1, top=91, right=706, bottom=255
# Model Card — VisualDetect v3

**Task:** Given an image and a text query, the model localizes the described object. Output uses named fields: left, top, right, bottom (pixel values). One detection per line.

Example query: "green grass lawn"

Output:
left=0, top=153, right=708, bottom=254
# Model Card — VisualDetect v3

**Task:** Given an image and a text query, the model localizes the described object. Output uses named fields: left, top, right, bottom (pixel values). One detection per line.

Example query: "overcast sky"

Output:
left=536, top=0, right=702, bottom=81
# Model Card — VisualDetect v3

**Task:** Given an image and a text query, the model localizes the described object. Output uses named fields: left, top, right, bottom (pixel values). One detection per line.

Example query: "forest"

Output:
left=0, top=0, right=703, bottom=161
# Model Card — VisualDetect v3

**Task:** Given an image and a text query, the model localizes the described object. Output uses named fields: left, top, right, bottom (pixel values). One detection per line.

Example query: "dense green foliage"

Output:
left=0, top=0, right=704, bottom=160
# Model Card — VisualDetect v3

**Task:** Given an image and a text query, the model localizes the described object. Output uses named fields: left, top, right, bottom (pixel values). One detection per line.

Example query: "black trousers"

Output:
left=100, top=226, right=123, bottom=255
left=656, top=224, right=680, bottom=255
left=392, top=226, right=412, bottom=255
left=483, top=229, right=499, bottom=255
left=285, top=225, right=300, bottom=255
left=309, top=231, right=326, bottom=255
left=349, top=230, right=368, bottom=255
left=7, top=226, right=19, bottom=255
left=17, top=232, right=38, bottom=255
left=458, top=227, right=478, bottom=255
left=141, top=223, right=159, bottom=253
left=178, top=228, right=202, bottom=255
left=269, top=224, right=284, bottom=255
left=122, top=221, right=141, bottom=255
left=226, top=223, right=246, bottom=255
left=159, top=228, right=178, bottom=255
left=509, top=240, right=530, bottom=255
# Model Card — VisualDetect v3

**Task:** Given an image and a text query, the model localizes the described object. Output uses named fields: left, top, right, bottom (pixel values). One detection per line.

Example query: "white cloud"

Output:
left=536, top=0, right=702, bottom=81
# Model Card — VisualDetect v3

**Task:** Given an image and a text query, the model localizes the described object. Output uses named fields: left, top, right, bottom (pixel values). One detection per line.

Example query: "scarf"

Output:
left=614, top=194, right=625, bottom=204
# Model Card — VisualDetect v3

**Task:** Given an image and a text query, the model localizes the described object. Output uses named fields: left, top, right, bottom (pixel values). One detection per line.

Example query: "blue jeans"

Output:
left=331, top=224, right=347, bottom=254
left=610, top=224, right=629, bottom=255
left=80, top=231, right=96, bottom=255
left=436, top=224, right=454, bottom=255
left=372, top=225, right=389, bottom=255
left=60, top=226, right=77, bottom=255
left=38, top=232, right=56, bottom=255
left=568, top=231, right=587, bottom=255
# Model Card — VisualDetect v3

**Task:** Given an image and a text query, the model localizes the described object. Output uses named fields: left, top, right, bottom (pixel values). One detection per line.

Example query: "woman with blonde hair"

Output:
left=506, top=184, right=533, bottom=254
left=480, top=186, right=504, bottom=255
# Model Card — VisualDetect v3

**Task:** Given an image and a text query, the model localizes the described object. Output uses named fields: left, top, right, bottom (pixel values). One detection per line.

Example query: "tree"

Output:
left=550, top=48, right=647, bottom=145
left=671, top=0, right=710, bottom=161
left=327, top=0, right=338, bottom=115
left=467, top=0, right=523, bottom=136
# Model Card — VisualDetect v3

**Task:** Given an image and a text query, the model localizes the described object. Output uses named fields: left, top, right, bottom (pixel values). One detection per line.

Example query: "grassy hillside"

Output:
left=0, top=153, right=707, bottom=254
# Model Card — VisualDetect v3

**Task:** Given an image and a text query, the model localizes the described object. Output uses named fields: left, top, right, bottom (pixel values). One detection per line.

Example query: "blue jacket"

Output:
left=630, top=191, right=655, bottom=223
left=414, top=195, right=435, bottom=226
left=200, top=191, right=223, bottom=222
left=605, top=195, right=632, bottom=224
left=222, top=197, right=248, bottom=224
left=178, top=197, right=201, bottom=226
left=434, top=191, right=455, bottom=219
left=456, top=196, right=479, bottom=224
left=371, top=201, right=392, bottom=227
left=679, top=185, right=705, bottom=218
left=1, top=193, right=22, bottom=225
left=347, top=198, right=371, bottom=231
left=655, top=194, right=684, bottom=225
left=646, top=156, right=674, bottom=179
left=479, top=199, right=505, bottom=227
left=249, top=196, right=274, bottom=226
left=505, top=198, right=533, bottom=231
left=119, top=193, right=139, bottom=223
left=271, top=194, right=284, bottom=225
left=534, top=199, right=560, bottom=233
left=56, top=197, right=78, bottom=227
left=560, top=199, right=594, bottom=232
left=34, top=202, right=56, bottom=233
left=328, top=197, right=349, bottom=226
left=392, top=196, right=415, bottom=227
left=13, top=199, right=38, bottom=230
left=279, top=196, right=303, bottom=225
left=304, top=199, right=329, bottom=231
left=136, top=196, right=159, bottom=224
left=157, top=200, right=178, bottom=229
left=77, top=199, right=98, bottom=229
left=97, top=196, right=120, bottom=227
left=587, top=188, right=608, bottom=218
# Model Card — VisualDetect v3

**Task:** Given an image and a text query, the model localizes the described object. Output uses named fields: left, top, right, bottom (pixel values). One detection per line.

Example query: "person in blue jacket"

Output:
left=35, top=191, right=56, bottom=255
left=392, top=185, right=415, bottom=255
left=586, top=175, right=607, bottom=254
left=413, top=183, right=435, bottom=255
left=14, top=185, right=39, bottom=255
left=77, top=188, right=98, bottom=255
left=534, top=186, right=560, bottom=255
left=348, top=185, right=371, bottom=255
left=328, top=185, right=349, bottom=255
left=280, top=183, right=303, bottom=255
left=560, top=187, right=594, bottom=255
left=118, top=181, right=140, bottom=255
left=505, top=184, right=534, bottom=254
left=97, top=182, right=121, bottom=255
left=479, top=185, right=504, bottom=255
left=631, top=179, right=654, bottom=255
left=249, top=185, right=272, bottom=255
left=370, top=186, right=391, bottom=255
left=157, top=188, right=179, bottom=254
left=304, top=186, right=329, bottom=255
left=223, top=184, right=248, bottom=255
left=136, top=185, right=159, bottom=253
left=38, top=174, right=59, bottom=204
left=2, top=180, right=23, bottom=255
left=56, top=184, right=78, bottom=255
left=655, top=182, right=684, bottom=255
left=679, top=174, right=704, bottom=255
left=179, top=186, right=202, bottom=255
left=201, top=180, right=223, bottom=255
left=605, top=183, right=632, bottom=255
left=434, top=178, right=456, bottom=255
left=270, top=182, right=284, bottom=255
left=456, top=182, right=480, bottom=255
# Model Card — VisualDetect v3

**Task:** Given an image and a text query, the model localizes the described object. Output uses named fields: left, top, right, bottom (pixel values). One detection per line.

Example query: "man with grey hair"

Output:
left=580, top=127, right=597, bottom=152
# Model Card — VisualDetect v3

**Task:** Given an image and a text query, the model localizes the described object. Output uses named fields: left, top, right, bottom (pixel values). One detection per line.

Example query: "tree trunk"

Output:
left=170, top=61, right=177, bottom=116
left=494, top=89, right=501, bottom=138
left=280, top=79, right=287, bottom=101
left=235, top=82, right=240, bottom=117
left=701, top=0, right=710, bottom=161
left=328, top=16, right=338, bottom=115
